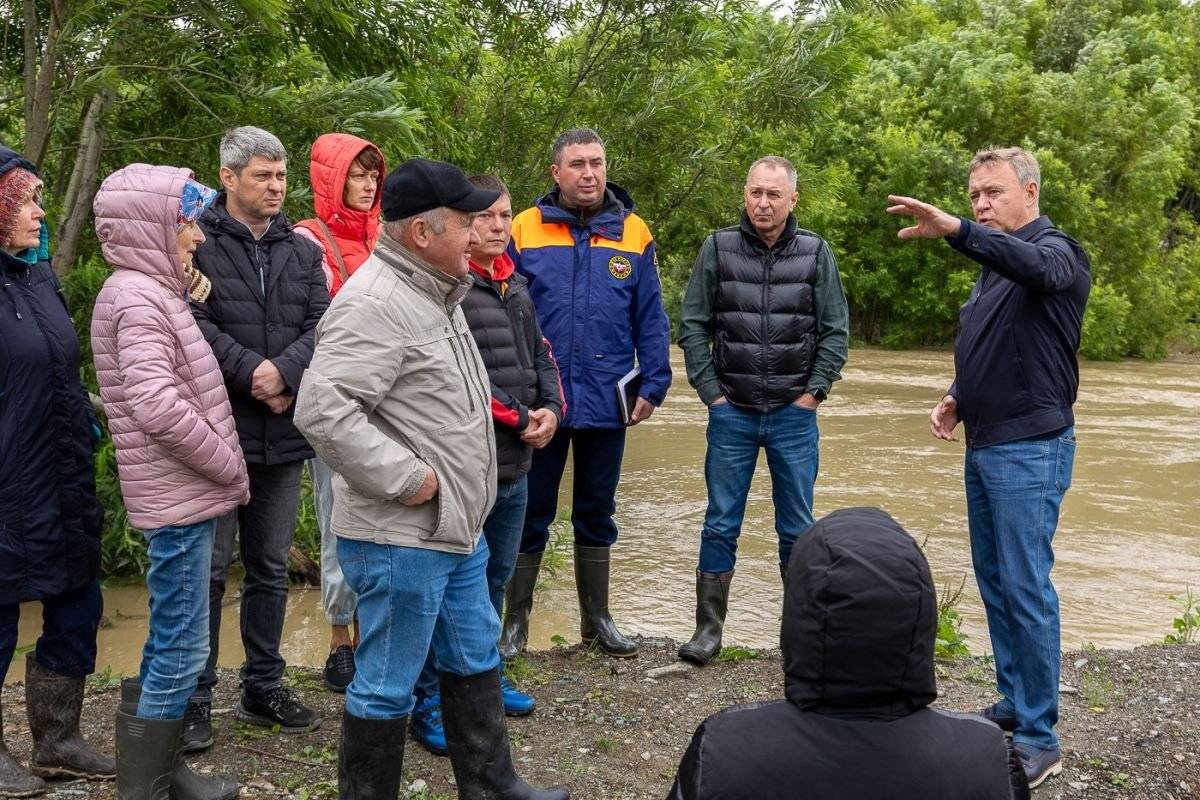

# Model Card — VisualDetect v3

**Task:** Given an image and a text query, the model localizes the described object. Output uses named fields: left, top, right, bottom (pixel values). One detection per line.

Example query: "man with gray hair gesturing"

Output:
left=888, top=146, right=1091, bottom=790
left=295, top=158, right=569, bottom=800
left=676, top=155, right=849, bottom=666
left=186, top=125, right=327, bottom=746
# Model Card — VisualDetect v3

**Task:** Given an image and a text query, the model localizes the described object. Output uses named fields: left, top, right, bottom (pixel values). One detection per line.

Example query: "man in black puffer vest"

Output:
left=667, top=507, right=1030, bottom=800
left=185, top=126, right=328, bottom=746
left=408, top=174, right=565, bottom=755
left=676, top=156, right=849, bottom=665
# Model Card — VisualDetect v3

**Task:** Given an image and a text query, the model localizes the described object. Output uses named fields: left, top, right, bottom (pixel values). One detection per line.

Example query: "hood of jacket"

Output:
left=93, top=164, right=194, bottom=291
left=782, top=507, right=937, bottom=718
left=308, top=133, right=384, bottom=245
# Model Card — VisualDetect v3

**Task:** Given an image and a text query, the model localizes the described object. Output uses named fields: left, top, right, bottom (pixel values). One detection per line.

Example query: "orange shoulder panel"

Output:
left=511, top=207, right=574, bottom=253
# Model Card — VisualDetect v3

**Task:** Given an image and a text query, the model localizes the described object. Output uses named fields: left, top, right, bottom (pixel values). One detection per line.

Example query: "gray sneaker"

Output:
left=1014, top=742, right=1062, bottom=789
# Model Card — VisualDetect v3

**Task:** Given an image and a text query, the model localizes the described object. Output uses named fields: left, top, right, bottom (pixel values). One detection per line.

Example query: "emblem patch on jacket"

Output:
left=608, top=255, right=633, bottom=280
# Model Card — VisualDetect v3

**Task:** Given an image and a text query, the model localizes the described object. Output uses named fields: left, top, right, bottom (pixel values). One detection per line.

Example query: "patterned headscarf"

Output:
left=0, top=168, right=43, bottom=248
left=178, top=179, right=217, bottom=228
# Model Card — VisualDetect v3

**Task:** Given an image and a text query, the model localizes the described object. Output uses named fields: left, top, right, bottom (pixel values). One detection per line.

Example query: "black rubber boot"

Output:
left=117, top=681, right=238, bottom=800
left=338, top=710, right=406, bottom=800
left=677, top=570, right=734, bottom=666
left=23, top=653, right=114, bottom=780
left=574, top=545, right=638, bottom=657
left=499, top=552, right=543, bottom=662
left=440, top=669, right=569, bottom=800
left=0, top=691, right=45, bottom=798
left=115, top=711, right=178, bottom=800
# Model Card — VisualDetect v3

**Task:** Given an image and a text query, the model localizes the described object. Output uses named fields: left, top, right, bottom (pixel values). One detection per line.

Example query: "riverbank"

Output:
left=4, top=639, right=1197, bottom=799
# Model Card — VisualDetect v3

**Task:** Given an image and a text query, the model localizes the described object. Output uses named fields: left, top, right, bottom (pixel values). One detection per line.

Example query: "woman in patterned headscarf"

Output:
left=91, top=164, right=249, bottom=800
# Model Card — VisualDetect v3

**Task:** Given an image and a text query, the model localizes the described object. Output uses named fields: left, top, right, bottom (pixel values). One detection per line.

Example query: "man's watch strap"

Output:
left=810, top=388, right=827, bottom=403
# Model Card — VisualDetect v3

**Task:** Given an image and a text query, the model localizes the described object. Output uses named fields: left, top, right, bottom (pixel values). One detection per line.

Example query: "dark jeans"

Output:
left=414, top=476, right=529, bottom=703
left=0, top=579, right=102, bottom=684
left=520, top=427, right=627, bottom=554
left=192, top=460, right=304, bottom=701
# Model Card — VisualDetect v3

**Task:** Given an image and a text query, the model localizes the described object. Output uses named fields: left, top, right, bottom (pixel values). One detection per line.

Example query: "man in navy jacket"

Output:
left=887, top=147, right=1090, bottom=790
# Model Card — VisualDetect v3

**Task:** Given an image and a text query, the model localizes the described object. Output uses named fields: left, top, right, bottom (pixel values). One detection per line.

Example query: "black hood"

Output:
left=782, top=507, right=937, bottom=718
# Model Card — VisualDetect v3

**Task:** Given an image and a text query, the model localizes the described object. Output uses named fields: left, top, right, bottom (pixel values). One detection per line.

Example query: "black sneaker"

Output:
left=180, top=699, right=214, bottom=752
left=236, top=686, right=321, bottom=732
left=323, top=645, right=355, bottom=693
left=978, top=700, right=1018, bottom=733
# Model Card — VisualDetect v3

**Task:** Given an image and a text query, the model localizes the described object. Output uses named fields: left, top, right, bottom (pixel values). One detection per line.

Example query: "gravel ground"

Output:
left=4, top=640, right=1197, bottom=799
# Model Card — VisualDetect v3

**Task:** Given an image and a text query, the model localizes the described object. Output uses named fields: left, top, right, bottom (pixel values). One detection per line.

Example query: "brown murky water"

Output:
left=9, top=348, right=1199, bottom=681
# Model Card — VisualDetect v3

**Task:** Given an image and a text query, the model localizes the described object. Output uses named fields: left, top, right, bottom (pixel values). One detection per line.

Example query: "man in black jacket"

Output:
left=408, top=174, right=565, bottom=755
left=888, top=146, right=1091, bottom=789
left=667, top=507, right=1029, bottom=800
left=675, top=156, right=849, bottom=666
left=185, top=126, right=327, bottom=747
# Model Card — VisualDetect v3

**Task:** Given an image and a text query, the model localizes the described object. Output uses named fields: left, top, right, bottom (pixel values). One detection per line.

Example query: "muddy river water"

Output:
left=9, top=348, right=1199, bottom=682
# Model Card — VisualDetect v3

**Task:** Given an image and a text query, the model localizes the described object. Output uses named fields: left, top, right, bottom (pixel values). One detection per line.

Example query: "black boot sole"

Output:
left=30, top=764, right=115, bottom=781
left=582, top=637, right=640, bottom=658
left=677, top=643, right=717, bottom=666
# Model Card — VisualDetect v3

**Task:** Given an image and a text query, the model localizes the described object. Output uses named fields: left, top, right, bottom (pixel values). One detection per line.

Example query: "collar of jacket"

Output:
left=534, top=183, right=634, bottom=241
left=202, top=193, right=293, bottom=243
left=375, top=232, right=470, bottom=309
left=738, top=210, right=798, bottom=251
left=1012, top=214, right=1054, bottom=241
left=468, top=251, right=515, bottom=282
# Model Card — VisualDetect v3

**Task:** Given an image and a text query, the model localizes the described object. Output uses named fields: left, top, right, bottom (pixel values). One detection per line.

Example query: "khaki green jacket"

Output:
left=295, top=233, right=496, bottom=553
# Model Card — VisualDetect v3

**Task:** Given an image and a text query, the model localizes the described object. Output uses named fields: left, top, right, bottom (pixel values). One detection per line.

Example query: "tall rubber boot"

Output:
left=439, top=669, right=569, bottom=800
left=574, top=545, right=638, bottom=657
left=118, top=680, right=238, bottom=800
left=0, top=690, right=45, bottom=798
left=338, top=710, right=407, bottom=800
left=23, top=653, right=114, bottom=780
left=499, top=552, right=543, bottom=662
left=677, top=570, right=734, bottom=666
left=115, top=712, right=180, bottom=800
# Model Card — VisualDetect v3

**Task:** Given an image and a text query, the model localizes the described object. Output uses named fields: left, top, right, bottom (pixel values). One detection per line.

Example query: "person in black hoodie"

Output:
left=888, top=147, right=1090, bottom=789
left=183, top=127, right=328, bottom=748
left=0, top=146, right=114, bottom=795
left=666, top=507, right=1029, bottom=800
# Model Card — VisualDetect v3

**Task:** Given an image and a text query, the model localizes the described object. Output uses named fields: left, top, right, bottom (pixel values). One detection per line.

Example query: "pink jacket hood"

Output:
left=93, top=164, right=192, bottom=292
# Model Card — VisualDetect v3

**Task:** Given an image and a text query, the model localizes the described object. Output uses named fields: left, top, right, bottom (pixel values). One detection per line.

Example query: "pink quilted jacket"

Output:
left=91, top=164, right=249, bottom=530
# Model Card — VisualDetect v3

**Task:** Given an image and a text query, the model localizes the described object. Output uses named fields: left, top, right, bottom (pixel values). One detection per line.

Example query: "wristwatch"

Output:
left=811, top=388, right=827, bottom=403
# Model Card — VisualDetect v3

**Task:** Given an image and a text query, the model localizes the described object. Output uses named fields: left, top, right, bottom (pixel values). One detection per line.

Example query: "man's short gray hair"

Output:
left=384, top=207, right=449, bottom=244
left=220, top=126, right=287, bottom=173
left=970, top=147, right=1041, bottom=188
left=552, top=128, right=605, bottom=164
left=747, top=156, right=797, bottom=190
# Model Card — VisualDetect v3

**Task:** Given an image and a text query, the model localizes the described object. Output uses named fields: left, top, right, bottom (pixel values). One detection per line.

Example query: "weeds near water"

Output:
left=713, top=646, right=760, bottom=663
left=935, top=576, right=971, bottom=659
left=1164, top=585, right=1199, bottom=645
left=86, top=665, right=123, bottom=692
left=1079, top=642, right=1118, bottom=711
left=537, top=507, right=573, bottom=592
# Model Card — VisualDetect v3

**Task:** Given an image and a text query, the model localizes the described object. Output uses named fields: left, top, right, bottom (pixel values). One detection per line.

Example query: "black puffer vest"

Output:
left=713, top=214, right=819, bottom=411
left=460, top=270, right=540, bottom=482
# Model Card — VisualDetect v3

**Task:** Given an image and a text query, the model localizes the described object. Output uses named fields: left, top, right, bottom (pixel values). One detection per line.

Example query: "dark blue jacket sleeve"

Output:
left=632, top=240, right=672, bottom=406
left=948, top=219, right=1082, bottom=293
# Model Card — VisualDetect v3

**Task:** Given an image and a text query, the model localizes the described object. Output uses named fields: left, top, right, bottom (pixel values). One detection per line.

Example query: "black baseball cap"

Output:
left=381, top=158, right=501, bottom=222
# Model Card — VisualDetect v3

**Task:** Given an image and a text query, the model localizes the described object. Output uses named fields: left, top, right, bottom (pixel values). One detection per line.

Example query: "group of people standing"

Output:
left=0, top=119, right=1089, bottom=800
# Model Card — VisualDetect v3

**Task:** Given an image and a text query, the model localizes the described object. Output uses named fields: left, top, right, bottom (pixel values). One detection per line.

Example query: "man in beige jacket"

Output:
left=295, top=158, right=568, bottom=800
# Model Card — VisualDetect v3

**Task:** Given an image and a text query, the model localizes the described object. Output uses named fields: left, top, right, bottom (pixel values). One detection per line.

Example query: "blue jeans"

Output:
left=137, top=519, right=215, bottom=719
left=521, top=427, right=626, bottom=553
left=194, top=460, right=303, bottom=701
left=965, top=426, right=1075, bottom=750
left=698, top=401, right=819, bottom=574
left=0, top=580, right=102, bottom=685
left=338, top=536, right=500, bottom=720
left=414, top=476, right=528, bottom=703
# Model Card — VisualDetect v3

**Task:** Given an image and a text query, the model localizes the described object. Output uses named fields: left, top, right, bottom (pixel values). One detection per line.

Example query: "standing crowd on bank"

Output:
left=0, top=123, right=1089, bottom=800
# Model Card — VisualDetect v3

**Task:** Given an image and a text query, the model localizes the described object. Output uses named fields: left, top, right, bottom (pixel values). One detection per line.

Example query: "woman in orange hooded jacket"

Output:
left=293, top=133, right=385, bottom=691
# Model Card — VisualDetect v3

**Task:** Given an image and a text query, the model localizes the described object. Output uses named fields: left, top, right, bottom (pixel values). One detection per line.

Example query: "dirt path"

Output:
left=5, top=640, right=1197, bottom=799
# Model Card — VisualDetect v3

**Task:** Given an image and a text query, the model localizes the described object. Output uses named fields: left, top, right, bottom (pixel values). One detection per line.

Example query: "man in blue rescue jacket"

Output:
left=500, top=128, right=672, bottom=659
left=888, top=146, right=1091, bottom=791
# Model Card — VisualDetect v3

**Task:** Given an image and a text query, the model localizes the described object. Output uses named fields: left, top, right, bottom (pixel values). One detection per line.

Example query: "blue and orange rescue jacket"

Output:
left=509, top=184, right=671, bottom=429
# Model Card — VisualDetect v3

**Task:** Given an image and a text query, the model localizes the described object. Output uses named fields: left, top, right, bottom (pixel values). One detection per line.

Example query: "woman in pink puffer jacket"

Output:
left=91, top=164, right=245, bottom=800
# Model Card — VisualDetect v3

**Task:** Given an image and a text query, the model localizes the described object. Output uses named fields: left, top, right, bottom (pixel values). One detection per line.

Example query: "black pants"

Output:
left=520, top=426, right=626, bottom=553
left=191, top=460, right=304, bottom=700
left=0, top=579, right=102, bottom=684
